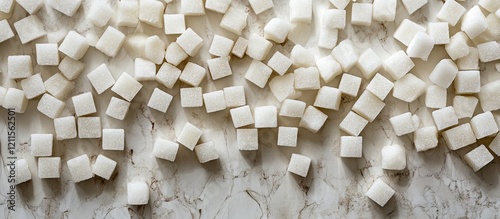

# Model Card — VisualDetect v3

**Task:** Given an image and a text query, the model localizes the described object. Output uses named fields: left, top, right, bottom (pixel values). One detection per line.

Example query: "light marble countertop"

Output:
left=1, top=0, right=500, bottom=218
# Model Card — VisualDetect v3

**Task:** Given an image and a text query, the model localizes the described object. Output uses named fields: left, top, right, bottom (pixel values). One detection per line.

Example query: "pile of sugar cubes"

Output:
left=2, top=0, right=500, bottom=208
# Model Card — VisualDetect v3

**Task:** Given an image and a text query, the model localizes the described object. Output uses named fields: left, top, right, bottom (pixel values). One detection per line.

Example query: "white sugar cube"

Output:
left=220, top=7, right=247, bottom=35
left=331, top=39, right=358, bottom=72
left=16, top=0, right=43, bottom=14
left=479, top=80, right=500, bottom=112
left=87, top=64, right=115, bottom=94
left=78, top=117, right=101, bottom=138
left=366, top=179, right=395, bottom=207
left=164, top=14, right=185, bottom=35
left=454, top=71, right=480, bottom=94
left=414, top=126, right=438, bottom=152
left=232, top=37, right=248, bottom=58
left=392, top=73, right=426, bottom=103
left=72, top=92, right=96, bottom=117
left=390, top=112, right=417, bottom=136
left=372, top=0, right=397, bottom=22
left=153, top=139, right=179, bottom=162
left=20, top=73, right=45, bottom=99
left=38, top=157, right=60, bottom=179
left=181, top=0, right=205, bottom=16
left=111, top=73, right=143, bottom=101
left=314, top=86, right=341, bottom=110
left=0, top=86, right=5, bottom=107
left=366, top=73, right=394, bottom=101
left=205, top=0, right=231, bottom=13
left=264, top=18, right=292, bottom=43
left=323, top=9, right=346, bottom=29
left=177, top=122, right=202, bottom=150
left=464, top=145, right=494, bottom=172
left=294, top=67, right=320, bottom=90
left=246, top=34, right=273, bottom=61
left=96, top=27, right=126, bottom=57
left=230, top=105, right=254, bottom=128
left=165, top=42, right=188, bottom=66
left=393, top=19, right=426, bottom=47
left=318, top=27, right=339, bottom=50
left=47, top=0, right=81, bottom=16
left=402, top=0, right=427, bottom=15
left=203, top=90, right=226, bottom=113
left=145, top=36, right=166, bottom=64
left=353, top=91, right=385, bottom=122
left=287, top=153, right=311, bottom=177
left=3, top=88, right=28, bottom=113
left=437, top=0, right=466, bottom=26
left=269, top=74, right=296, bottom=102
left=432, top=106, right=458, bottom=131
left=453, top=96, right=478, bottom=119
left=477, top=41, right=500, bottom=63
left=289, top=0, right=312, bottom=23
left=37, top=94, right=65, bottom=119
left=224, top=86, right=246, bottom=108
left=461, top=6, right=488, bottom=39
left=31, top=134, right=53, bottom=157
left=92, top=155, right=116, bottom=180
left=407, top=32, right=434, bottom=61
left=340, top=136, right=363, bottom=158
left=329, top=0, right=349, bottom=9
left=116, top=1, right=139, bottom=27
left=383, top=51, right=415, bottom=80
left=290, top=45, right=315, bottom=68
left=180, top=87, right=203, bottom=108
left=156, top=62, right=181, bottom=89
left=445, top=32, right=470, bottom=60
left=267, top=52, right=292, bottom=76
left=237, top=129, right=258, bottom=150
left=316, top=55, right=342, bottom=83
left=180, top=62, right=206, bottom=87
left=427, top=22, right=450, bottom=45
left=0, top=19, right=14, bottom=43
left=351, top=3, right=372, bottom=26
left=148, top=88, right=173, bottom=113
left=139, top=0, right=164, bottom=28
left=59, top=57, right=84, bottom=80
left=249, top=0, right=273, bottom=14
left=381, top=145, right=406, bottom=170
left=36, top=43, right=59, bottom=66
left=102, top=129, right=125, bottom=150
left=67, top=154, right=93, bottom=182
left=59, top=31, right=89, bottom=60
left=489, top=134, right=500, bottom=156
left=209, top=35, right=234, bottom=57
left=425, top=85, right=447, bottom=109
left=356, top=48, right=381, bottom=79
left=299, top=106, right=328, bottom=133
left=339, top=74, right=362, bottom=97
left=280, top=99, right=306, bottom=118
left=134, top=58, right=156, bottom=81
left=13, top=159, right=31, bottom=185
left=128, top=182, right=149, bottom=205
left=245, top=60, right=272, bottom=88
left=255, top=106, right=277, bottom=128
left=442, top=123, right=476, bottom=150
left=457, top=47, right=479, bottom=70
left=195, top=142, right=219, bottom=163
left=207, top=57, right=232, bottom=80
left=470, top=111, right=499, bottom=139
left=88, top=1, right=113, bottom=27
left=479, top=0, right=500, bottom=12
left=278, top=126, right=298, bottom=147
left=429, top=59, right=458, bottom=88
left=13, top=15, right=45, bottom=44
left=106, top=97, right=130, bottom=120
left=8, top=55, right=32, bottom=79
left=176, top=28, right=203, bottom=56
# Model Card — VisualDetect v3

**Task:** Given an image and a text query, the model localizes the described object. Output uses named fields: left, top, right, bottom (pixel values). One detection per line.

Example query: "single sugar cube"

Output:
left=92, top=155, right=116, bottom=180
left=287, top=153, right=311, bottom=177
left=402, top=0, right=427, bottom=15
left=177, top=122, right=202, bottom=150
left=278, top=126, right=298, bottom=147
left=254, top=106, right=277, bottom=128
left=318, top=27, right=338, bottom=49
left=78, top=117, right=102, bottom=138
left=209, top=35, right=234, bottom=57
left=102, top=129, right=125, bottom=150
left=148, top=88, right=173, bottom=113
left=134, top=58, right=156, bottom=81
left=464, top=145, right=494, bottom=172
left=289, top=0, right=312, bottom=23
left=246, top=34, right=273, bottom=61
left=230, top=105, right=254, bottom=128
left=445, top=32, right=470, bottom=60
left=181, top=0, right=204, bottom=16
left=224, top=86, right=246, bottom=108
left=393, top=19, right=426, bottom=47
left=87, top=64, right=115, bottom=94
left=205, top=0, right=231, bottom=13
left=207, top=57, right=232, bottom=80
left=414, top=126, right=438, bottom=152
left=116, top=1, right=139, bottom=27
left=20, top=73, right=45, bottom=99
left=220, top=7, right=247, bottom=35
left=164, top=14, right=185, bottom=35
left=392, top=73, right=426, bottom=103
left=13, top=159, right=31, bottom=185
left=461, top=6, right=488, bottom=39
left=352, top=91, right=385, bottom=122
left=381, top=145, right=406, bottom=170
left=67, top=154, right=93, bottom=182
left=37, top=94, right=65, bottom=119
left=323, top=9, right=346, bottom=29
left=339, top=74, right=362, bottom=97
left=59, top=31, right=89, bottom=60
left=489, top=134, right=500, bottom=156
left=232, top=37, right=249, bottom=58
left=331, top=39, right=358, bottom=72
left=280, top=99, right=306, bottom=118
left=290, top=45, right=315, bottom=68
left=59, top=57, right=84, bottom=80
left=390, top=112, right=417, bottom=136
left=383, top=50, right=415, bottom=80
left=427, top=22, right=450, bottom=45
left=46, top=0, right=81, bottom=16
left=437, top=0, right=466, bottom=26
left=294, top=67, right=320, bottom=90
left=128, top=182, right=149, bottom=205
left=442, top=123, right=476, bottom=150
left=153, top=138, right=179, bottom=162
left=88, top=1, right=113, bottom=27
left=479, top=0, right=500, bottom=13
left=356, top=48, right=382, bottom=79
left=180, top=87, right=203, bottom=108
left=144, top=36, right=165, bottom=64
left=432, top=106, right=458, bottom=131
left=72, top=92, right=97, bottom=117
left=237, top=129, right=258, bottom=150
left=157, top=62, right=181, bottom=89
left=106, top=97, right=131, bottom=120
left=425, top=85, right=447, bottom=109
left=454, top=71, right=480, bottom=94
left=176, top=28, right=203, bottom=57
left=477, top=41, right=500, bottom=63
left=139, top=0, right=164, bottom=28
left=470, top=111, right=499, bottom=139
left=203, top=90, right=227, bottom=113
left=16, top=0, right=43, bottom=14
left=249, top=0, right=273, bottom=14
left=31, top=134, right=53, bottom=157
left=329, top=0, right=349, bottom=9
left=351, top=3, right=373, bottom=26
left=179, top=62, right=206, bottom=87
left=269, top=74, right=296, bottom=102
left=0, top=19, right=14, bottom=43
left=13, top=15, right=46, bottom=44
left=314, top=86, right=341, bottom=110
left=245, top=60, right=272, bottom=88
left=479, top=80, right=500, bottom=112
left=264, top=18, right=292, bottom=43
left=8, top=55, right=32, bottom=79
left=38, top=157, right=60, bottom=179
left=195, top=142, right=219, bottom=163
left=44, top=73, right=75, bottom=100
left=3, top=88, right=28, bottom=113
left=96, top=26, right=126, bottom=57
left=372, top=0, right=397, bottom=22
left=299, top=106, right=328, bottom=133
left=111, top=73, right=143, bottom=101
left=316, top=55, right=342, bottom=83
left=0, top=86, right=6, bottom=106
left=366, top=73, right=394, bottom=101
left=165, top=42, right=188, bottom=66
left=366, top=179, right=395, bottom=207
left=457, top=47, right=479, bottom=70
left=453, top=96, right=478, bottom=119
left=36, top=43, right=59, bottom=66
left=429, top=59, right=458, bottom=88
left=340, top=136, right=363, bottom=158
left=407, top=32, right=434, bottom=61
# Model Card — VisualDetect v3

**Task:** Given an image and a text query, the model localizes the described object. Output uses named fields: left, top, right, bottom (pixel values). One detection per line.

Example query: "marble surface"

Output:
left=1, top=0, right=500, bottom=218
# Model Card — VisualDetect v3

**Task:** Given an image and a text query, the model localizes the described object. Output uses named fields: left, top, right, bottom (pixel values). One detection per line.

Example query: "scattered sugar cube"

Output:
left=402, top=0, right=427, bottom=15
left=316, top=55, right=342, bottom=83
left=203, top=90, right=226, bottom=113
left=414, top=126, right=438, bottom=152
left=470, top=111, right=499, bottom=139
left=3, top=88, right=28, bottom=113
left=246, top=34, right=273, bottom=61
left=294, top=67, right=320, bottom=90
left=180, top=87, right=203, bottom=108
left=267, top=52, right=292, bottom=76
left=0, top=19, right=13, bottom=43
left=479, top=80, right=500, bottom=112
left=209, top=35, right=234, bottom=57
left=232, top=37, right=248, bottom=58
left=181, top=0, right=204, bottom=16
left=372, top=0, right=397, bottom=22
left=393, top=19, right=426, bottom=47
left=207, top=57, right=232, bottom=80
left=59, top=31, right=89, bottom=60
left=269, top=74, right=296, bottom=102
left=392, top=73, right=426, bottom=103
left=366, top=179, right=395, bottom=207
left=249, top=0, right=273, bottom=14
left=177, top=122, right=203, bottom=150
left=432, top=106, right=458, bottom=131
left=277, top=126, right=298, bottom=147
left=16, top=0, right=43, bottom=14
left=290, top=45, right=315, bottom=67
left=383, top=50, right=415, bottom=80
left=479, top=0, right=500, bottom=13
left=264, top=18, right=292, bottom=43
left=111, top=73, right=143, bottom=101
left=88, top=1, right=113, bottom=27
left=245, top=60, right=272, bottom=88
left=139, top=0, right=164, bottom=28
left=164, top=14, right=185, bottom=35
left=329, top=0, right=349, bottom=9
left=351, top=3, right=372, bottom=26
left=454, top=71, right=480, bottom=94
left=461, top=6, right=488, bottom=39
left=339, top=74, right=362, bottom=97
left=156, top=63, right=180, bottom=89
left=87, top=64, right=115, bottom=94
left=106, top=97, right=131, bottom=120
left=36, top=43, right=59, bottom=66
left=37, top=94, right=65, bottom=119
left=445, top=32, right=470, bottom=60
left=331, top=39, right=358, bottom=72
left=8, top=55, right=32, bottom=79
left=13, top=15, right=45, bottom=44
left=145, top=36, right=166, bottom=64
left=280, top=99, right=306, bottom=118
left=489, top=133, right=500, bottom=156
left=230, top=105, right=254, bottom=128
left=381, top=145, right=406, bottom=170
left=20, top=73, right=45, bottom=99
left=390, top=112, right=417, bottom=136
left=353, top=91, right=385, bottom=122
left=340, top=136, right=362, bottom=158
left=287, top=153, right=311, bottom=177
left=356, top=48, right=381, bottom=79
left=96, top=26, right=126, bottom=57
left=237, top=129, right=258, bottom=150
left=38, top=157, right=60, bottom=179
left=46, top=0, right=81, bottom=16
left=0, top=86, right=5, bottom=106
left=165, top=42, right=188, bottom=66
left=289, top=0, right=312, bottom=23
left=195, top=142, right=219, bottom=163
left=457, top=47, right=479, bottom=70
left=429, top=59, right=458, bottom=88
left=299, top=106, right=328, bottom=133
left=464, top=145, right=494, bottom=172
left=318, top=27, right=338, bottom=49
left=31, top=134, right=53, bottom=157
left=407, top=32, right=434, bottom=61
left=116, top=1, right=139, bottom=27
left=205, top=0, right=231, bottom=13
left=323, top=9, right=346, bottom=29
left=442, top=123, right=476, bottom=150
left=223, top=86, right=246, bottom=108
left=177, top=28, right=203, bottom=57
left=14, top=159, right=31, bottom=185
left=180, top=62, right=206, bottom=87
left=67, top=154, right=93, bottom=182
left=453, top=96, right=478, bottom=119
left=366, top=73, right=394, bottom=101
left=59, top=57, right=84, bottom=80
left=437, top=0, right=466, bottom=26
left=153, top=139, right=179, bottom=162
left=148, top=88, right=173, bottom=113
left=477, top=41, right=500, bottom=63
left=134, top=58, right=156, bottom=81
left=102, top=129, right=125, bottom=150
left=427, top=22, right=450, bottom=45
left=78, top=117, right=101, bottom=138
left=72, top=92, right=96, bottom=117
left=255, top=106, right=277, bottom=128
left=220, top=7, right=247, bottom=35
left=128, top=182, right=149, bottom=205
left=314, top=86, right=341, bottom=110
left=92, top=155, right=116, bottom=180
left=425, top=85, right=447, bottom=109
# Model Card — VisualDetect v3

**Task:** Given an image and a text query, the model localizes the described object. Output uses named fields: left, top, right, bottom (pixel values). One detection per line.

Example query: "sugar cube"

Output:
left=0, top=86, right=5, bottom=106
left=340, top=136, right=363, bottom=158
left=393, top=19, right=426, bottom=47
left=269, top=74, right=296, bottom=102
left=245, top=60, right=272, bottom=88
left=329, top=0, right=349, bottom=9
left=254, top=106, right=277, bottom=128
left=36, top=43, right=59, bottom=66
left=287, top=153, right=311, bottom=177
left=38, top=157, right=60, bottom=179
left=128, top=182, right=149, bottom=205
left=180, top=63, right=206, bottom=87
left=205, top=0, right=231, bottom=13
left=427, top=22, right=450, bottom=45
left=445, top=32, right=470, bottom=60
left=139, top=0, right=164, bottom=28
left=116, top=1, right=139, bottom=27
left=461, top=6, right=488, bottom=39
left=407, top=32, right=434, bottom=61
left=153, top=138, right=179, bottom=162
left=366, top=179, right=395, bottom=207
left=59, top=57, right=84, bottom=80
left=249, top=0, right=273, bottom=14
left=366, top=73, right=394, bottom=101
left=479, top=80, right=500, bottom=112
left=425, top=85, right=447, bottom=109
left=470, top=111, right=499, bottom=139
left=72, top=92, right=97, bottom=117
left=220, top=7, right=247, bottom=35
left=3, top=88, right=28, bottom=113
left=145, top=36, right=166, bottom=64
left=457, top=47, right=479, bottom=70
left=96, top=27, right=126, bottom=57
left=432, top=106, right=459, bottom=131
left=372, top=0, right=397, bottom=22
left=454, top=70, right=480, bottom=94
left=232, top=37, right=249, bottom=58
left=209, top=35, right=234, bottom=57
left=203, top=90, right=226, bottom=113
left=299, top=106, right=328, bottom=133
left=148, top=88, right=173, bottom=113
left=477, top=41, right=500, bottom=63
left=195, top=142, right=219, bottom=163
left=78, top=117, right=101, bottom=138
left=164, top=14, right=185, bottom=35
left=13, top=159, right=31, bottom=185
left=314, top=86, right=341, bottom=110
left=47, top=0, right=81, bottom=16
left=453, top=96, right=478, bottom=119
left=16, top=0, right=43, bottom=14
left=351, top=3, right=372, bottom=26
left=356, top=48, right=381, bottom=79
left=177, top=122, right=202, bottom=150
left=59, top=31, right=89, bottom=60
left=37, top=94, right=65, bottom=119
left=464, top=145, right=494, bottom=172
left=437, top=0, right=466, bottom=26
left=111, top=73, right=143, bottom=101
left=280, top=99, right=306, bottom=118
left=207, top=57, right=232, bottom=80
left=106, top=97, right=131, bottom=120
left=353, top=91, right=386, bottom=122
left=392, top=73, right=426, bottom=103
left=8, top=55, right=32, bottom=79
left=290, top=45, right=315, bottom=68
left=489, top=133, right=500, bottom=156
left=230, top=105, right=254, bottom=128
left=442, top=123, right=476, bottom=150
left=339, top=74, right=362, bottom=97
left=92, top=155, right=116, bottom=180
left=318, top=27, right=340, bottom=51
left=246, top=34, right=273, bottom=61
left=294, top=67, right=320, bottom=90
left=224, top=86, right=246, bottom=108
left=20, top=73, right=45, bottom=99
left=381, top=145, right=406, bottom=170
left=88, top=1, right=113, bottom=27
left=165, top=42, right=188, bottom=66
left=289, top=0, right=312, bottom=23
left=237, top=129, right=258, bottom=150
left=383, top=51, right=415, bottom=80
left=134, top=58, right=156, bottom=81
left=13, top=15, right=45, bottom=44
left=102, top=129, right=125, bottom=150
left=331, top=39, right=358, bottom=72
left=414, top=126, right=438, bottom=152
left=323, top=9, right=346, bottom=29
left=67, top=154, right=93, bottom=182
left=0, top=19, right=13, bottom=43
left=479, top=0, right=500, bottom=12
left=176, top=28, right=203, bottom=56
left=389, top=112, right=417, bottom=136
left=267, top=52, right=292, bottom=76
left=277, top=126, right=298, bottom=147
left=429, top=59, right=458, bottom=88
left=402, top=0, right=427, bottom=15
left=87, top=64, right=115, bottom=94
left=316, top=55, right=342, bottom=83
left=264, top=18, right=292, bottom=43
left=181, top=0, right=204, bottom=16
left=180, top=87, right=203, bottom=108
left=31, top=134, right=53, bottom=157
